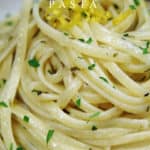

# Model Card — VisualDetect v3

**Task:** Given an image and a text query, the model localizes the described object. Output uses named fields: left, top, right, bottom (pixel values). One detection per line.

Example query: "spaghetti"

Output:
left=0, top=0, right=150, bottom=149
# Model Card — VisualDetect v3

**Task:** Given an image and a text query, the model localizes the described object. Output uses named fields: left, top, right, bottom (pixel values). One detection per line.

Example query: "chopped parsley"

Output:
left=99, top=76, right=109, bottom=84
left=89, top=112, right=100, bottom=119
left=28, top=58, right=40, bottom=68
left=75, top=98, right=81, bottom=107
left=139, top=41, right=150, bottom=54
left=123, top=33, right=129, bottom=37
left=91, top=125, right=98, bottom=131
left=134, top=0, right=140, bottom=6
left=146, top=41, right=150, bottom=49
left=9, top=143, right=13, bottom=150
left=46, top=129, right=55, bottom=144
left=16, top=146, right=24, bottom=150
left=78, top=38, right=85, bottom=42
left=142, top=48, right=149, bottom=54
left=81, top=11, right=87, bottom=18
left=113, top=53, right=118, bottom=57
left=0, top=101, right=8, bottom=108
left=78, top=37, right=93, bottom=44
left=88, top=64, right=96, bottom=70
left=5, top=21, right=13, bottom=26
left=23, top=115, right=30, bottom=123
left=86, top=37, right=93, bottom=44
left=64, top=32, right=69, bottom=36
left=129, top=5, right=136, bottom=10
left=129, top=0, right=140, bottom=10
left=32, top=89, right=42, bottom=96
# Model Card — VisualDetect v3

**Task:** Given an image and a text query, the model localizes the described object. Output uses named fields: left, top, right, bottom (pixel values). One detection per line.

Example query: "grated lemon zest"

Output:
left=45, top=0, right=112, bottom=31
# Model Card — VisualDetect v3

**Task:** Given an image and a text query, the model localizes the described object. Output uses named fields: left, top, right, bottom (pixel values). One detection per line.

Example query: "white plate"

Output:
left=0, top=0, right=22, bottom=20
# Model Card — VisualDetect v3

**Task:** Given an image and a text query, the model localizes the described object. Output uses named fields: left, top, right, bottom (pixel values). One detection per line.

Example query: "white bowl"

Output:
left=0, top=0, right=22, bottom=20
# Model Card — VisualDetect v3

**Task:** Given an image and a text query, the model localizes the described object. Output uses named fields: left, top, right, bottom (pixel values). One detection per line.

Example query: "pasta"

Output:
left=0, top=0, right=150, bottom=149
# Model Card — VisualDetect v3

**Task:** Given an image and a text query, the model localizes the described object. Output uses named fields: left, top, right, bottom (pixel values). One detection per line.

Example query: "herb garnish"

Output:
left=64, top=32, right=69, bottom=36
left=75, top=98, right=81, bottom=107
left=91, top=125, right=98, bottom=131
left=0, top=101, right=8, bottom=108
left=134, top=0, right=140, bottom=6
left=28, top=58, right=40, bottom=68
left=5, top=21, right=13, bottom=26
left=89, top=112, right=100, bottom=119
left=129, top=5, right=136, bottom=10
left=86, top=37, right=93, bottom=44
left=9, top=143, right=13, bottom=150
left=32, top=89, right=42, bottom=96
left=88, top=64, right=96, bottom=70
left=113, top=53, right=118, bottom=57
left=23, top=115, right=30, bottom=123
left=46, top=129, right=55, bottom=144
left=81, top=12, right=87, bottom=18
left=139, top=41, right=150, bottom=54
left=99, top=76, right=109, bottom=84
left=78, top=37, right=93, bottom=44
left=16, top=146, right=24, bottom=150
left=123, top=33, right=129, bottom=37
left=129, top=0, right=140, bottom=10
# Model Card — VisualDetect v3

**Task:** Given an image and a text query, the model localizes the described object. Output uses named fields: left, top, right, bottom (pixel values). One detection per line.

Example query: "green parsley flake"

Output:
left=139, top=41, right=150, bottom=54
left=75, top=98, right=81, bottom=107
left=91, top=125, right=98, bottom=131
left=113, top=53, right=118, bottom=57
left=23, top=115, right=30, bottom=123
left=86, top=37, right=93, bottom=44
left=32, top=89, right=42, bottom=96
left=9, top=143, right=13, bottom=150
left=146, top=41, right=150, bottom=49
left=64, top=32, right=69, bottom=36
left=129, top=0, right=140, bottom=10
left=99, top=76, right=109, bottom=83
left=78, top=37, right=93, bottom=44
left=46, top=129, right=55, bottom=144
left=78, top=38, right=85, bottom=42
left=0, top=101, right=8, bottom=108
left=89, top=112, right=100, bottom=119
left=16, top=146, right=24, bottom=150
left=123, top=33, right=129, bottom=37
left=142, top=48, right=148, bottom=54
left=134, top=0, right=140, bottom=6
left=88, top=64, right=96, bottom=70
left=28, top=58, right=40, bottom=68
left=5, top=21, right=13, bottom=26
left=129, top=5, right=136, bottom=10
left=81, top=12, right=87, bottom=18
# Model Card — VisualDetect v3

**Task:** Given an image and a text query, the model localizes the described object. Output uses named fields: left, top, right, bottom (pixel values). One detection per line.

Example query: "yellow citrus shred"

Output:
left=45, top=0, right=112, bottom=31
left=112, top=9, right=133, bottom=26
